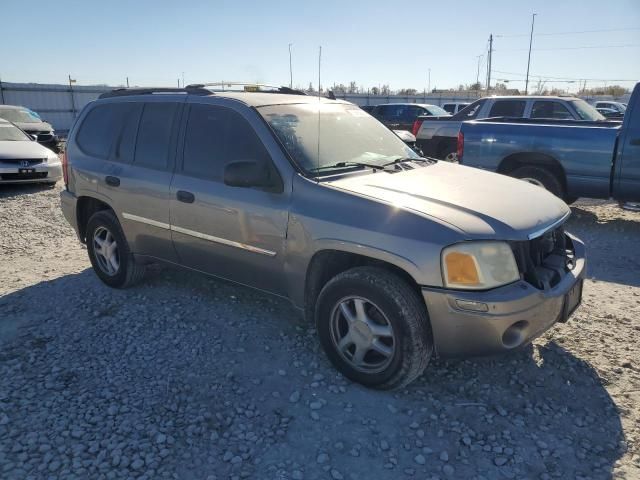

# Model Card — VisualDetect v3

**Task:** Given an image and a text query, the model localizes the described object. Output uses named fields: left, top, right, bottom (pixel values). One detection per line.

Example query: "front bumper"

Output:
left=0, top=160, right=62, bottom=184
left=422, top=234, right=586, bottom=357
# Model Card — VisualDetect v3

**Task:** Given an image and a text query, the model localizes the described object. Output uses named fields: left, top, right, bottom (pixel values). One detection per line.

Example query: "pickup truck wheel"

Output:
left=511, top=166, right=563, bottom=198
left=315, top=267, right=432, bottom=390
left=86, top=210, right=146, bottom=288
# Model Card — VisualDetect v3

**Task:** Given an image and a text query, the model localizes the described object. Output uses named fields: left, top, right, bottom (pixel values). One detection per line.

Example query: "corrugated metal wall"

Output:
left=0, top=82, right=112, bottom=133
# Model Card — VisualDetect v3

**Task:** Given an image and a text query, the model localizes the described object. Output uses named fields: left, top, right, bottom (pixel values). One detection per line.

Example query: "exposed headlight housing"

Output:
left=442, top=241, right=520, bottom=290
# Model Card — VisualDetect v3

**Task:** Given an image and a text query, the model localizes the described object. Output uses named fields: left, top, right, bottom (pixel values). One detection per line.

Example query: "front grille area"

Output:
left=511, top=227, right=575, bottom=290
left=0, top=158, right=45, bottom=165
left=1, top=172, right=48, bottom=180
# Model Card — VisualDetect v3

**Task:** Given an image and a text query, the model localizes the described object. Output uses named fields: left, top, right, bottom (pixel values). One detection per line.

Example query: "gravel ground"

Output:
left=1, top=182, right=639, bottom=480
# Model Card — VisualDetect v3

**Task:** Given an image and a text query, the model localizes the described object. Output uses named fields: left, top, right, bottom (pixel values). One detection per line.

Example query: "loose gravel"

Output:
left=1, top=183, right=639, bottom=479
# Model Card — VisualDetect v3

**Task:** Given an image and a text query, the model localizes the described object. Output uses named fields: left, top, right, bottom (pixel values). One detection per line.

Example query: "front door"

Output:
left=169, top=102, right=289, bottom=295
left=614, top=88, right=640, bottom=202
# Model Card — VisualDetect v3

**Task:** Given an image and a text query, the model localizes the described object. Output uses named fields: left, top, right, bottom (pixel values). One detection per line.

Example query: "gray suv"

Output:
left=60, top=86, right=586, bottom=389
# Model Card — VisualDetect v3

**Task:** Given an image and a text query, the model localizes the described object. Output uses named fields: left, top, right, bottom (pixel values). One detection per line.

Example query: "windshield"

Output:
left=259, top=103, right=419, bottom=174
left=570, top=99, right=605, bottom=121
left=426, top=105, right=450, bottom=116
left=0, top=108, right=41, bottom=124
left=0, top=123, right=30, bottom=141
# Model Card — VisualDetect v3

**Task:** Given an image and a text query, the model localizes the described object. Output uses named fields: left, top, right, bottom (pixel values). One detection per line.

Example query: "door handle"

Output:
left=631, top=138, right=640, bottom=146
left=105, top=176, right=120, bottom=187
left=176, top=190, right=195, bottom=203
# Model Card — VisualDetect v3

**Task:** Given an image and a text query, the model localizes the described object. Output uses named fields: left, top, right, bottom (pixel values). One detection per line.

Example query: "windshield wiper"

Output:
left=382, top=156, right=428, bottom=167
left=309, top=161, right=386, bottom=173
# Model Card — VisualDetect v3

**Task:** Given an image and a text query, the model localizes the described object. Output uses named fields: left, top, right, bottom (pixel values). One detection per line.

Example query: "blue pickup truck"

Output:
left=457, top=83, right=639, bottom=204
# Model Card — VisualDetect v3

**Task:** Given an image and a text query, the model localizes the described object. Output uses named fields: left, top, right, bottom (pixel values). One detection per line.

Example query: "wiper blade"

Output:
left=381, top=157, right=428, bottom=167
left=309, top=161, right=386, bottom=172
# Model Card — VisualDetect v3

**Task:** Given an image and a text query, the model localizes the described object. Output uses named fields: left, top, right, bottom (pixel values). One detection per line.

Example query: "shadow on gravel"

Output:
left=567, top=205, right=640, bottom=287
left=0, top=182, right=57, bottom=199
left=0, top=266, right=627, bottom=479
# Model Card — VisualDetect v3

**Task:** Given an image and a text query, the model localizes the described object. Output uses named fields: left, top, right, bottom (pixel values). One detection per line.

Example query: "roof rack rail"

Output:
left=186, top=82, right=307, bottom=96
left=98, top=86, right=212, bottom=99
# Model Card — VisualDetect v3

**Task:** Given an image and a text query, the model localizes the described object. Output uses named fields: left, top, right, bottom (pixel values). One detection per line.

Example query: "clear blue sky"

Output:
left=2, top=0, right=639, bottom=92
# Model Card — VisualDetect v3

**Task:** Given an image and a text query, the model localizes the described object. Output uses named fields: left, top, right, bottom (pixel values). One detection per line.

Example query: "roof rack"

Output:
left=186, top=82, right=307, bottom=96
left=98, top=86, right=212, bottom=99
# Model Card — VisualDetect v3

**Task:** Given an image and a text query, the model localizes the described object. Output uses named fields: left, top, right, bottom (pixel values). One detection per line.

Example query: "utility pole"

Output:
left=126, top=77, right=130, bottom=88
left=181, top=72, right=185, bottom=88
left=486, top=34, right=493, bottom=93
left=476, top=55, right=482, bottom=88
left=288, top=43, right=293, bottom=88
left=525, top=13, right=537, bottom=95
left=427, top=68, right=431, bottom=93
left=68, top=75, right=77, bottom=118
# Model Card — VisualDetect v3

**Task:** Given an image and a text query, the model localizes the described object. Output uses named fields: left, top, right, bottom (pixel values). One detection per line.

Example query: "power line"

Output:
left=495, top=43, right=640, bottom=52
left=495, top=27, right=640, bottom=38
left=492, top=69, right=639, bottom=82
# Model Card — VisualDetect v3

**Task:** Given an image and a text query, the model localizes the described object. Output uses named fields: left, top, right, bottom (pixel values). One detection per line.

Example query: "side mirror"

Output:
left=30, top=134, right=38, bottom=141
left=223, top=161, right=282, bottom=192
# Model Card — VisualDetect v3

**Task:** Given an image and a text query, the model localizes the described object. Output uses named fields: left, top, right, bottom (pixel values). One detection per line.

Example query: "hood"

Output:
left=326, top=161, right=570, bottom=240
left=13, top=121, right=53, bottom=133
left=0, top=140, right=55, bottom=160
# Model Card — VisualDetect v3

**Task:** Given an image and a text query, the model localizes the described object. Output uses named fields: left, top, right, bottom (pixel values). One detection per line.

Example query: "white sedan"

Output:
left=0, top=118, right=62, bottom=184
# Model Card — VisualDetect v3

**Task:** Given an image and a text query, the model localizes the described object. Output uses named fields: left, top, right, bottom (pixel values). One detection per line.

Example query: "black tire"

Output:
left=86, top=210, right=145, bottom=288
left=315, top=267, right=433, bottom=390
left=511, top=166, right=563, bottom=198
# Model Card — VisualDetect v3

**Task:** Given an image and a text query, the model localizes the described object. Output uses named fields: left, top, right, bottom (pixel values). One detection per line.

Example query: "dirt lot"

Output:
left=1, top=182, right=639, bottom=480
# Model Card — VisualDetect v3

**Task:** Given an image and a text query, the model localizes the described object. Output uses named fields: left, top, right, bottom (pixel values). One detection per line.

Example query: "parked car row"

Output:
left=0, top=105, right=61, bottom=152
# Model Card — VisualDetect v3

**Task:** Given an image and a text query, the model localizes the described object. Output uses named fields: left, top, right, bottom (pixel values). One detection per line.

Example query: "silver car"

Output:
left=0, top=119, right=62, bottom=184
left=60, top=86, right=586, bottom=389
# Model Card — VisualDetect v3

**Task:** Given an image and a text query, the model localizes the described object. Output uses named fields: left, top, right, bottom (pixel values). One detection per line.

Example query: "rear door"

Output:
left=169, top=101, right=289, bottom=294
left=613, top=86, right=640, bottom=202
left=97, top=99, right=183, bottom=262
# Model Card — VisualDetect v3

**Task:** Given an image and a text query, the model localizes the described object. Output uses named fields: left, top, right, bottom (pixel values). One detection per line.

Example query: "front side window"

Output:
left=443, top=104, right=455, bottom=114
left=531, top=101, right=573, bottom=120
left=133, top=103, right=179, bottom=170
left=452, top=99, right=486, bottom=120
left=569, top=99, right=605, bottom=121
left=259, top=102, right=418, bottom=174
left=488, top=100, right=526, bottom=118
left=182, top=104, right=271, bottom=181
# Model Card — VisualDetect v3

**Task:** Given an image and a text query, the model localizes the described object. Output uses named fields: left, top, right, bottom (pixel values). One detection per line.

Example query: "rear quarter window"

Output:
left=76, top=103, right=135, bottom=159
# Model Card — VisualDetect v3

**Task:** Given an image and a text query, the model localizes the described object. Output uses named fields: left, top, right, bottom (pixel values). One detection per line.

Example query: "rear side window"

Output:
left=443, top=104, right=455, bottom=114
left=182, top=104, right=271, bottom=181
left=77, top=103, right=135, bottom=159
left=488, top=100, right=526, bottom=118
left=531, top=101, right=573, bottom=120
left=133, top=103, right=179, bottom=170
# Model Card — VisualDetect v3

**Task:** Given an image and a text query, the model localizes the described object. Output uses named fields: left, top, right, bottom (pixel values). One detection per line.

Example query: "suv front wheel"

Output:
left=315, top=267, right=433, bottom=389
left=86, top=210, right=146, bottom=288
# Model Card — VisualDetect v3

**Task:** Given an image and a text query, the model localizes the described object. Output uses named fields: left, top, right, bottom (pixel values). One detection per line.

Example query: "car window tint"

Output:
left=113, top=104, right=142, bottom=163
left=488, top=100, right=526, bottom=117
left=182, top=104, right=271, bottom=181
left=77, top=103, right=135, bottom=159
left=134, top=103, right=179, bottom=170
left=406, top=106, right=423, bottom=120
left=531, top=101, right=573, bottom=120
left=443, top=104, right=455, bottom=114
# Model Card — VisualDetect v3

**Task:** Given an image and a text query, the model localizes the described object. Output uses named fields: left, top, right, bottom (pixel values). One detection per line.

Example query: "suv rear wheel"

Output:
left=86, top=210, right=145, bottom=288
left=315, top=267, right=433, bottom=389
